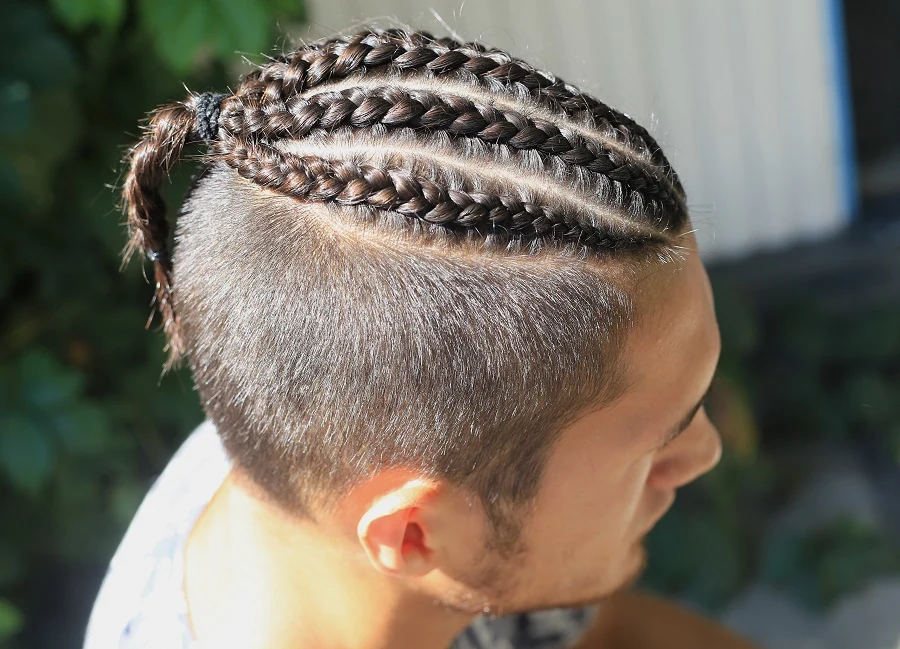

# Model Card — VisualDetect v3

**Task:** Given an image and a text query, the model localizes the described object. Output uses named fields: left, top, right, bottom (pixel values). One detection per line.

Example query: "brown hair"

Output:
left=121, top=28, right=690, bottom=555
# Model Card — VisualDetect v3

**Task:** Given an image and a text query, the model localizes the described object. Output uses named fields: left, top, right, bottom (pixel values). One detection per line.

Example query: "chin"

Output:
left=441, top=542, right=652, bottom=617
left=521, top=546, right=651, bottom=614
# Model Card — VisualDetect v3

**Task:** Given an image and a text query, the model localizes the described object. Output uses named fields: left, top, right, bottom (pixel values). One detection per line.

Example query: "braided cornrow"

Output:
left=243, top=29, right=684, bottom=196
left=218, top=86, right=682, bottom=215
left=210, top=139, right=664, bottom=250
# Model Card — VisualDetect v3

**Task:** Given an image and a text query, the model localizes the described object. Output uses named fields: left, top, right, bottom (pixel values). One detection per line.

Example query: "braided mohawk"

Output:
left=122, top=29, right=689, bottom=371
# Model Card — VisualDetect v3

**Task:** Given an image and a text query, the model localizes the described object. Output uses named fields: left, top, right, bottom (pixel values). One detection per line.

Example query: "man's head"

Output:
left=319, top=229, right=721, bottom=617
left=122, top=28, right=721, bottom=614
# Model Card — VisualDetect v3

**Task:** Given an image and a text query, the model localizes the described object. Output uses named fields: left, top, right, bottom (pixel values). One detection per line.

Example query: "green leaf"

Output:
left=0, top=599, right=24, bottom=641
left=265, top=0, right=307, bottom=18
left=210, top=0, right=271, bottom=60
left=139, top=0, right=215, bottom=74
left=52, top=403, right=112, bottom=456
left=5, top=88, right=84, bottom=208
left=0, top=79, right=32, bottom=136
left=17, top=349, right=84, bottom=412
left=110, top=477, right=147, bottom=526
left=3, top=2, right=78, bottom=91
left=761, top=518, right=900, bottom=609
left=0, top=157, right=23, bottom=208
left=50, top=0, right=125, bottom=31
left=0, top=543, right=25, bottom=588
left=813, top=518, right=900, bottom=606
left=0, top=415, right=55, bottom=494
left=641, top=504, right=747, bottom=610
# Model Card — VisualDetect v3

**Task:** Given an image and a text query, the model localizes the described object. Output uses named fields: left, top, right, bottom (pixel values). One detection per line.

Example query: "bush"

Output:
left=0, top=2, right=305, bottom=647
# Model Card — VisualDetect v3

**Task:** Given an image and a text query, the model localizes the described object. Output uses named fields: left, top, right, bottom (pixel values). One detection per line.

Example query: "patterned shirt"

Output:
left=83, top=420, right=599, bottom=648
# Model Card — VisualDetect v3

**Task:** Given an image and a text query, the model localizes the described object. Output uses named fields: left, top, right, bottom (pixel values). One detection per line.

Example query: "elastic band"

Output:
left=194, top=92, right=227, bottom=141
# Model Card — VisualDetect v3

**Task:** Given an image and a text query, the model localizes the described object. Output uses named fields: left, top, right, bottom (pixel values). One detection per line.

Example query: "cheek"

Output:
left=593, top=454, right=656, bottom=536
left=536, top=450, right=656, bottom=546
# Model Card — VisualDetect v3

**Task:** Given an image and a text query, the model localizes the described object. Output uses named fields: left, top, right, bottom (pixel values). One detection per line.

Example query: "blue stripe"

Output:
left=824, top=0, right=859, bottom=221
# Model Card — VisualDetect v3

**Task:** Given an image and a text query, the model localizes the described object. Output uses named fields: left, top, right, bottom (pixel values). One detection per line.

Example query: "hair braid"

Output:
left=120, top=93, right=223, bottom=371
left=219, top=86, right=682, bottom=215
left=210, top=137, right=663, bottom=249
left=242, top=29, right=684, bottom=198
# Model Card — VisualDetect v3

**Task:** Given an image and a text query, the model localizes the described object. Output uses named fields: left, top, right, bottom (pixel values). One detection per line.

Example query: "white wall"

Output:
left=297, top=0, right=854, bottom=260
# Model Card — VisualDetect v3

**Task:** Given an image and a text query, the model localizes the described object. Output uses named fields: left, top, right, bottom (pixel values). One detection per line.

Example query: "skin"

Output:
left=184, top=232, right=744, bottom=649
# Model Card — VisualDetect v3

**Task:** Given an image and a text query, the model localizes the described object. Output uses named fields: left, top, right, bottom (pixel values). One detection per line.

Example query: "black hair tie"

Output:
left=194, top=92, right=227, bottom=142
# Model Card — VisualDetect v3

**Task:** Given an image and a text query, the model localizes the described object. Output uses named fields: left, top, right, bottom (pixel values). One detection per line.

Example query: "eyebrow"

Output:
left=659, top=378, right=716, bottom=448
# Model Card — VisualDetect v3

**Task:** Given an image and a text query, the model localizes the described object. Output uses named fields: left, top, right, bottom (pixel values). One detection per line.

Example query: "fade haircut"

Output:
left=121, top=28, right=690, bottom=555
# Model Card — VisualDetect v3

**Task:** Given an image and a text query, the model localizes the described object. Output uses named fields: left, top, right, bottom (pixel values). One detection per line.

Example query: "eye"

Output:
left=658, top=430, right=680, bottom=451
left=658, top=396, right=709, bottom=451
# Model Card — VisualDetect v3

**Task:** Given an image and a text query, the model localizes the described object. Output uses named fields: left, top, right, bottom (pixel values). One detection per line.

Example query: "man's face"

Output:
left=456, top=239, right=723, bottom=615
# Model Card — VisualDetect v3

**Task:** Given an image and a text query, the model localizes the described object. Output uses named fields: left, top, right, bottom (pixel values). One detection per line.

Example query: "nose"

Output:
left=647, top=409, right=723, bottom=490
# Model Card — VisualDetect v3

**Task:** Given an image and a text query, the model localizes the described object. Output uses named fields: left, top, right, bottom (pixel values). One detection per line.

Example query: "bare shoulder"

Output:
left=569, top=591, right=761, bottom=649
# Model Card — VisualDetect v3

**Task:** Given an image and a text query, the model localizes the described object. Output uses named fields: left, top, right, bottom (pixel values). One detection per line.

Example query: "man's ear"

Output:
left=357, top=479, right=440, bottom=578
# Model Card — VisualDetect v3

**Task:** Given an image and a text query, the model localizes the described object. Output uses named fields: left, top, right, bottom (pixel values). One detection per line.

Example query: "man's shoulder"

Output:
left=83, top=420, right=230, bottom=649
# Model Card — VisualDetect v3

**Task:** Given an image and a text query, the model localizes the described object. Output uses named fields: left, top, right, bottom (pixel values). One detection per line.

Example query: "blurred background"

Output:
left=1, top=1, right=899, bottom=648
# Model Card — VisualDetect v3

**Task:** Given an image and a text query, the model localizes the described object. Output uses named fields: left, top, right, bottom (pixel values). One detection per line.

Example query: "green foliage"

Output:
left=750, top=301, right=900, bottom=445
left=0, top=599, right=24, bottom=642
left=138, top=0, right=305, bottom=73
left=642, top=497, right=747, bottom=611
left=0, top=350, right=115, bottom=495
left=49, top=0, right=125, bottom=32
left=0, top=1, right=305, bottom=647
left=761, top=517, right=900, bottom=610
left=709, top=282, right=758, bottom=383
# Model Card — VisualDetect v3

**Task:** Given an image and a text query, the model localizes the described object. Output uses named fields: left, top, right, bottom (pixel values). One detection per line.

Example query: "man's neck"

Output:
left=183, top=471, right=476, bottom=649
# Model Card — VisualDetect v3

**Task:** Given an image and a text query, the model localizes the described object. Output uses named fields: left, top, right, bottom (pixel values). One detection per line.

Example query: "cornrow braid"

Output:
left=241, top=29, right=684, bottom=198
left=210, top=138, right=665, bottom=250
left=218, top=86, right=683, bottom=215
